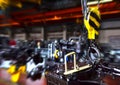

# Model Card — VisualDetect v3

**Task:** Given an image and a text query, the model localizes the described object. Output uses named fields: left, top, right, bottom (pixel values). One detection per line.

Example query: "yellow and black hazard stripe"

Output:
left=89, top=8, right=101, bottom=31
left=7, top=65, right=26, bottom=83
left=84, top=6, right=101, bottom=39
left=54, top=49, right=59, bottom=59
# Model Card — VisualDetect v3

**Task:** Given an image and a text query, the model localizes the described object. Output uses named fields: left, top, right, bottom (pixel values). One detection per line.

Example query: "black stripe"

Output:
left=90, top=12, right=101, bottom=23
left=89, top=19, right=99, bottom=31
left=86, top=11, right=90, bottom=20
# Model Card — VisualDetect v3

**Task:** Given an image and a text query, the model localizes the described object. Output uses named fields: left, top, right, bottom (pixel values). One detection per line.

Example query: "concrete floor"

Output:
left=0, top=69, right=47, bottom=85
left=0, top=69, right=120, bottom=85
left=0, top=78, right=18, bottom=85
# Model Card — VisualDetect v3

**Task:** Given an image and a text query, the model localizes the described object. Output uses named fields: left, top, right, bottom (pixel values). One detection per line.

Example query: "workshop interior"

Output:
left=0, top=0, right=120, bottom=85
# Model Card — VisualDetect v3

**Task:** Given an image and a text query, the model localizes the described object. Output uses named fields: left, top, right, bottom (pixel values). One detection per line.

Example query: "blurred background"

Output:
left=0, top=0, right=120, bottom=85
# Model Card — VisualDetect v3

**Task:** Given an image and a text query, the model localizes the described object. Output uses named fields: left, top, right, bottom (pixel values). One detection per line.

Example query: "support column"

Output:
left=6, top=28, right=12, bottom=38
left=63, top=27, right=67, bottom=40
left=24, top=28, right=30, bottom=40
left=41, top=27, right=45, bottom=40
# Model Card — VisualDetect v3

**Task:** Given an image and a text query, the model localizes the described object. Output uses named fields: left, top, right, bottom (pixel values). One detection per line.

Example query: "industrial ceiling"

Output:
left=0, top=0, right=120, bottom=27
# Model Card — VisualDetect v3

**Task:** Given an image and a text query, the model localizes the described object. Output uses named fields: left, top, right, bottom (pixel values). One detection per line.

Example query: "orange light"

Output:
left=53, top=16, right=62, bottom=20
left=0, top=22, right=20, bottom=27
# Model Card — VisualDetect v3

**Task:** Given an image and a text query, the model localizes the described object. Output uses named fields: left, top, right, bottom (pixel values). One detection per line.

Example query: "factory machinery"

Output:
left=0, top=0, right=120, bottom=85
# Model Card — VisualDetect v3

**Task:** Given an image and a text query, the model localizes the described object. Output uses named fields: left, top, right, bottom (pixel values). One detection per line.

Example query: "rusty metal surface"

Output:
left=103, top=75, right=120, bottom=85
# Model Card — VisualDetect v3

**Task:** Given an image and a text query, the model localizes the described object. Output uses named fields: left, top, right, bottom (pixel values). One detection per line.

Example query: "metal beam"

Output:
left=0, top=2, right=120, bottom=27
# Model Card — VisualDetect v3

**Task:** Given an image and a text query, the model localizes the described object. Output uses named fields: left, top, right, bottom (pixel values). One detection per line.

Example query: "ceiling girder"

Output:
left=0, top=2, right=120, bottom=27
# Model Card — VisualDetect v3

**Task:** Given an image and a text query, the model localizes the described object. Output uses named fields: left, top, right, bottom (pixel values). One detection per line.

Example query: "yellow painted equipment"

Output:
left=84, top=6, right=101, bottom=39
